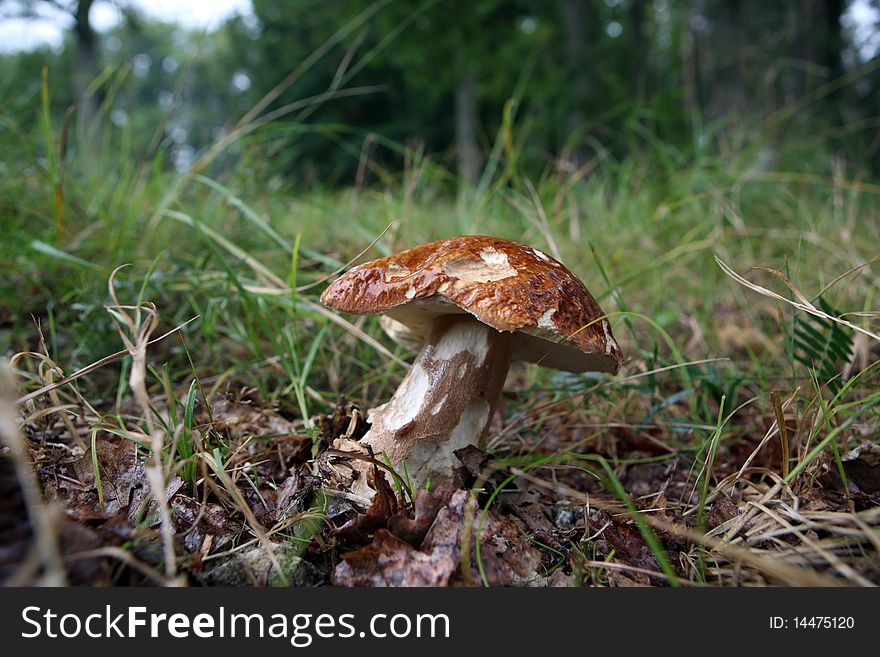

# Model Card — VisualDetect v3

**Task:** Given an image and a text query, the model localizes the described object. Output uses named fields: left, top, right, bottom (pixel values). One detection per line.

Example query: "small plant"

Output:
left=791, top=297, right=854, bottom=394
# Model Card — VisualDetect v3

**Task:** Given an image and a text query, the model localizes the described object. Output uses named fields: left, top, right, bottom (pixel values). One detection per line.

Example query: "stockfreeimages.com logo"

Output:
left=21, top=606, right=450, bottom=647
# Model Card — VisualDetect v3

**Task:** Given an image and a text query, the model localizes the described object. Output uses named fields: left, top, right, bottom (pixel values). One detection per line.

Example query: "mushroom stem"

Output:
left=359, top=314, right=512, bottom=493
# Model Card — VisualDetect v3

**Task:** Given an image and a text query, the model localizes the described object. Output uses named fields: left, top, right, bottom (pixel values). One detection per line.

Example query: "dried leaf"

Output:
left=706, top=493, right=741, bottom=529
left=387, top=485, right=454, bottom=546
left=70, top=437, right=146, bottom=518
left=209, top=395, right=298, bottom=440
left=333, top=529, right=456, bottom=587
left=334, top=466, right=399, bottom=542
left=454, top=445, right=490, bottom=478
left=841, top=441, right=880, bottom=494
left=422, top=490, right=543, bottom=586
left=599, top=512, right=663, bottom=578
left=608, top=570, right=648, bottom=587
left=506, top=500, right=565, bottom=555
left=57, top=521, right=113, bottom=586
left=171, top=494, right=236, bottom=553
left=334, top=490, right=545, bottom=587
left=275, top=470, right=318, bottom=521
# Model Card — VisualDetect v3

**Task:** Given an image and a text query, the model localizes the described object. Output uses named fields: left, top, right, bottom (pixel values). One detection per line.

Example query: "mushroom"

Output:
left=320, top=236, right=622, bottom=497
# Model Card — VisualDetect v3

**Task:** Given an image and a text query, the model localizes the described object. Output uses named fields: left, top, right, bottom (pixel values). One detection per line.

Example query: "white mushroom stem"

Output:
left=354, top=315, right=512, bottom=496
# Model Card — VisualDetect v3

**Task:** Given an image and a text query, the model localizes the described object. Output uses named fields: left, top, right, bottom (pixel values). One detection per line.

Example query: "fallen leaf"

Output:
left=453, top=445, right=490, bottom=479
left=422, top=490, right=543, bottom=586
left=598, top=512, right=663, bottom=582
left=706, top=493, right=741, bottom=529
left=841, top=441, right=880, bottom=494
left=387, top=485, right=454, bottom=546
left=209, top=394, right=298, bottom=440
left=333, top=529, right=456, bottom=587
left=335, top=466, right=399, bottom=542
left=275, top=470, right=319, bottom=521
left=505, top=497, right=566, bottom=555
left=608, top=569, right=648, bottom=587
left=69, top=436, right=147, bottom=519
left=171, top=494, right=237, bottom=553
left=334, top=490, right=545, bottom=587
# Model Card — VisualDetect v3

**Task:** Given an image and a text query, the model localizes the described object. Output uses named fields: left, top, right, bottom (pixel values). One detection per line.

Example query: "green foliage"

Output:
left=791, top=297, right=855, bottom=394
left=5, top=0, right=871, bottom=189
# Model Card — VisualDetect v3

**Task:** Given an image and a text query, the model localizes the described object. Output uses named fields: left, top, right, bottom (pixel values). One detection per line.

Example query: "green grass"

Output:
left=2, top=65, right=879, bottom=586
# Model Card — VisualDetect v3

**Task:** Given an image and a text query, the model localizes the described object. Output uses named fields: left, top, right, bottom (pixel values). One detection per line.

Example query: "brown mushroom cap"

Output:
left=320, top=235, right=623, bottom=373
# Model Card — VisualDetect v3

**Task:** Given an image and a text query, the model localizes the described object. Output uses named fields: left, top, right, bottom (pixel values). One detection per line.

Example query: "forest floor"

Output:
left=1, top=133, right=879, bottom=587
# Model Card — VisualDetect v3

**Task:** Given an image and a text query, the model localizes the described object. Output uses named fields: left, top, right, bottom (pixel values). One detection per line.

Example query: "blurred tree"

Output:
left=561, top=0, right=597, bottom=169
left=2, top=0, right=108, bottom=128
left=4, top=0, right=878, bottom=183
left=241, top=0, right=536, bottom=188
left=795, top=0, right=846, bottom=96
left=368, top=0, right=525, bottom=187
left=71, top=0, right=98, bottom=122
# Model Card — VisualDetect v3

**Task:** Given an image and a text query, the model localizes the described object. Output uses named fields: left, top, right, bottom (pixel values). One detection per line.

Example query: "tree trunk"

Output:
left=681, top=0, right=699, bottom=139
left=73, top=0, right=101, bottom=138
left=454, top=71, right=482, bottom=187
left=793, top=0, right=844, bottom=99
left=822, top=0, right=845, bottom=79
left=704, top=0, right=744, bottom=120
left=563, top=0, right=591, bottom=170
left=630, top=0, right=647, bottom=98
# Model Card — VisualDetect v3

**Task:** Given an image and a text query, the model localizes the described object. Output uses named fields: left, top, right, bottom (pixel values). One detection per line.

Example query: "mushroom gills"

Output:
left=383, top=300, right=618, bottom=373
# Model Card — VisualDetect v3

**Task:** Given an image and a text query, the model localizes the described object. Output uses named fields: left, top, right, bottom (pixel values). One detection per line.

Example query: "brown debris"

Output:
left=333, top=529, right=457, bottom=587
left=706, top=493, right=741, bottom=530
left=421, top=490, right=543, bottom=586
left=170, top=494, right=236, bottom=554
left=208, top=394, right=299, bottom=440
left=333, top=489, right=545, bottom=587
left=387, top=485, right=454, bottom=546
left=454, top=445, right=491, bottom=480
left=597, top=512, right=663, bottom=583
left=840, top=441, right=880, bottom=494
left=334, top=466, right=400, bottom=542
left=57, top=520, right=115, bottom=586
left=317, top=400, right=369, bottom=445
left=65, top=437, right=146, bottom=520
left=504, top=492, right=566, bottom=557
left=275, top=470, right=319, bottom=521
